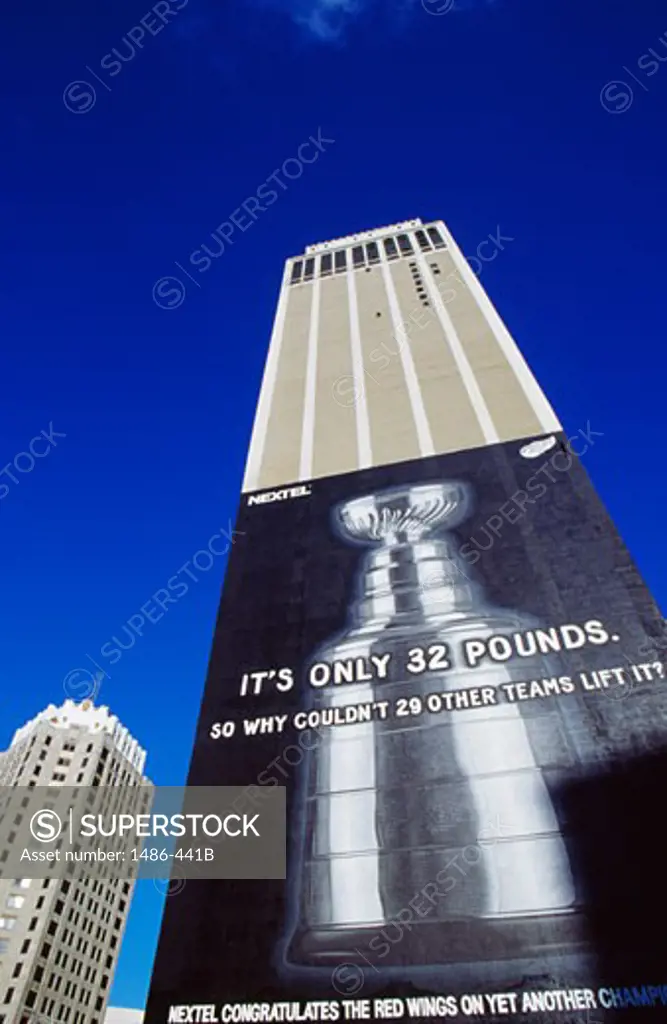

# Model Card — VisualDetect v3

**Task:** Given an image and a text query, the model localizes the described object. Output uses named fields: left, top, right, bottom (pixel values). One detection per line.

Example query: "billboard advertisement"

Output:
left=145, top=432, right=667, bottom=1023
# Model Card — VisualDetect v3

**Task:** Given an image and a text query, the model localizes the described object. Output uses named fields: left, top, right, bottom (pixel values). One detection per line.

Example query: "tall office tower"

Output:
left=0, top=700, right=147, bottom=1024
left=145, top=220, right=666, bottom=1021
left=243, top=218, right=558, bottom=491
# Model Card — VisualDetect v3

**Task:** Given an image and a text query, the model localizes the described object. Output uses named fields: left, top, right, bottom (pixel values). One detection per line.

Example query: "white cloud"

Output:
left=257, top=0, right=499, bottom=41
left=263, top=0, right=365, bottom=40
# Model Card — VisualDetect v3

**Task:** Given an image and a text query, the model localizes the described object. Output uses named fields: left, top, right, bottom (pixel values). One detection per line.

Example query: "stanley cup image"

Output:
left=286, top=481, right=585, bottom=970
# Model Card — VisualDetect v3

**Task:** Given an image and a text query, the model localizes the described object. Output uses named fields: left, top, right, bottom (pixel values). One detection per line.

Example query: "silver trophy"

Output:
left=286, top=482, right=585, bottom=971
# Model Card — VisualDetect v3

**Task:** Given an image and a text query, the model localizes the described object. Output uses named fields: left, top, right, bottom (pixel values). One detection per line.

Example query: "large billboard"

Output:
left=145, top=433, right=667, bottom=1023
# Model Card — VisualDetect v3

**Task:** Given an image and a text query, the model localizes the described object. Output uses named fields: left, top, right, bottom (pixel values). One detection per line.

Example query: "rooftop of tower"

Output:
left=303, top=218, right=423, bottom=255
left=6, top=698, right=147, bottom=774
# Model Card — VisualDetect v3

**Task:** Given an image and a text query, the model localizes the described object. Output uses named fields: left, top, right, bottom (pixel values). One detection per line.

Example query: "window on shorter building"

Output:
left=427, top=226, right=446, bottom=248
left=20, top=940, right=30, bottom=955
left=320, top=253, right=333, bottom=276
left=25, top=992, right=36, bottom=1010
left=334, top=250, right=347, bottom=273
left=290, top=260, right=303, bottom=284
left=351, top=245, right=365, bottom=268
left=396, top=234, right=414, bottom=255
left=3, top=991, right=14, bottom=1005
left=11, top=963, right=22, bottom=979
left=303, top=257, right=315, bottom=281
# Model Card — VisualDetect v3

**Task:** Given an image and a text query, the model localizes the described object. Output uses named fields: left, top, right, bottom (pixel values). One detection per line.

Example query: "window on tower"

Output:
left=383, top=238, right=398, bottom=260
left=415, top=229, right=431, bottom=252
left=427, top=226, right=446, bottom=249
left=366, top=242, right=380, bottom=264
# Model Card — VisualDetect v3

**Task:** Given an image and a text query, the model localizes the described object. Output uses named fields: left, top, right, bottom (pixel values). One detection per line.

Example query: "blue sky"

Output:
left=1, top=0, right=666, bottom=1009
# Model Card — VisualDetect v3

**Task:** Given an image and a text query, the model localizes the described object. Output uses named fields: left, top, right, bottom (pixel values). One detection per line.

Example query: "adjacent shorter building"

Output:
left=0, top=699, right=147, bottom=1024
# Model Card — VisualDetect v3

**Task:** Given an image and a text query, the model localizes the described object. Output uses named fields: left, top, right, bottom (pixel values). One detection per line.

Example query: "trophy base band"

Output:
left=287, top=913, right=588, bottom=968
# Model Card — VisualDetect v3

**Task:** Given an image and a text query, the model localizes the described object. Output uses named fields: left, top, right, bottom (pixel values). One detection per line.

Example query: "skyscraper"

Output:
left=244, top=218, right=558, bottom=491
left=0, top=700, right=147, bottom=1024
left=145, top=219, right=667, bottom=1020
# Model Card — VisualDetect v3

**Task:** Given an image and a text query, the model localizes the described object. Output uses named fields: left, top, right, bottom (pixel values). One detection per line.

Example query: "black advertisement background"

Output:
left=144, top=433, right=667, bottom=1019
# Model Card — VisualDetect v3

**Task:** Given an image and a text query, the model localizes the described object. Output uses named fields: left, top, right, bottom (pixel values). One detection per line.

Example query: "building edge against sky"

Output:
left=243, top=217, right=561, bottom=494
left=104, top=1008, right=144, bottom=1023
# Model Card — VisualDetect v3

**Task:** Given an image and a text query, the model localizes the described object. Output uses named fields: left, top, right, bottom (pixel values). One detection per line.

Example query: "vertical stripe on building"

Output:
left=380, top=253, right=435, bottom=458
left=412, top=239, right=499, bottom=446
left=346, top=264, right=373, bottom=469
left=299, top=275, right=321, bottom=480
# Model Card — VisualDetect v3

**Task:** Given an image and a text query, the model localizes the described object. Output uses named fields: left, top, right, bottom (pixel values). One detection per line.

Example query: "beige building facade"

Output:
left=243, top=218, right=560, bottom=493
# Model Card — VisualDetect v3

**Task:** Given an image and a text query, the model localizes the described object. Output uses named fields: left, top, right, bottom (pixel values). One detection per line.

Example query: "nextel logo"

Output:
left=247, top=485, right=312, bottom=506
